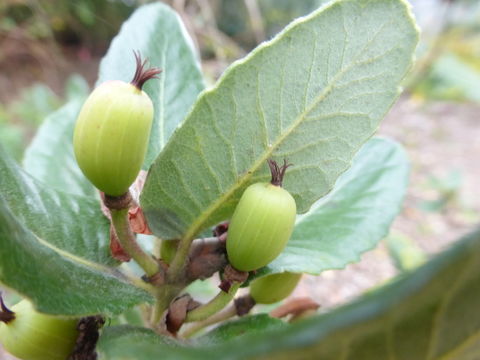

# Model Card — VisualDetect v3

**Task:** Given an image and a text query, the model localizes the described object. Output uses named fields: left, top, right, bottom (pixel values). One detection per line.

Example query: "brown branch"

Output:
left=187, top=237, right=228, bottom=281
left=270, top=297, right=320, bottom=319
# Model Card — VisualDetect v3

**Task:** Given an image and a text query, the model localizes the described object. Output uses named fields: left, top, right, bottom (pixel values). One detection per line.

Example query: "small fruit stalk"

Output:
left=250, top=272, right=302, bottom=304
left=73, top=51, right=161, bottom=196
left=226, top=159, right=297, bottom=271
left=0, top=298, right=78, bottom=360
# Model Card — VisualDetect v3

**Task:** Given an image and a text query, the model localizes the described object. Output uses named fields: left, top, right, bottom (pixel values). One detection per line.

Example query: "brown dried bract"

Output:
left=166, top=295, right=200, bottom=336
left=0, top=294, right=15, bottom=324
left=142, top=260, right=168, bottom=286
left=128, top=206, right=152, bottom=235
left=187, top=237, right=228, bottom=281
left=219, top=265, right=249, bottom=292
left=109, top=223, right=131, bottom=262
left=234, top=295, right=256, bottom=316
left=69, top=316, right=105, bottom=360
left=213, top=222, right=229, bottom=238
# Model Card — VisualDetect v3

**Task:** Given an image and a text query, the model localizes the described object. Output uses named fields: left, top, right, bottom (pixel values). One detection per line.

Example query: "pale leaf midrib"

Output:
left=180, top=7, right=401, bottom=242
left=34, top=233, right=116, bottom=275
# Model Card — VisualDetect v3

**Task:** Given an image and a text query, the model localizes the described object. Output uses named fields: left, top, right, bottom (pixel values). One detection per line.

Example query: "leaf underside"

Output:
left=141, top=0, right=419, bottom=241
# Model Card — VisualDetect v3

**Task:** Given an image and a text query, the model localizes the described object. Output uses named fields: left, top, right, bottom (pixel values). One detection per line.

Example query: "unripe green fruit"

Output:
left=0, top=300, right=78, bottom=360
left=73, top=80, right=153, bottom=196
left=250, top=272, right=302, bottom=304
left=226, top=171, right=296, bottom=271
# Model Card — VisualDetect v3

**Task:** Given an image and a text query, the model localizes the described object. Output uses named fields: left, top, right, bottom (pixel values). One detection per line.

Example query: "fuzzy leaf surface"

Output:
left=141, top=0, right=419, bottom=240
left=97, top=2, right=204, bottom=169
left=0, top=198, right=152, bottom=316
left=0, top=146, right=113, bottom=266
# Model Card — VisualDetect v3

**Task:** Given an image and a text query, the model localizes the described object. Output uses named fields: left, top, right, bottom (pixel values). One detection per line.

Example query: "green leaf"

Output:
left=97, top=2, right=205, bottom=169
left=1, top=146, right=113, bottom=266
left=98, top=316, right=286, bottom=359
left=98, top=326, right=198, bottom=360
left=197, top=314, right=287, bottom=345
left=101, top=228, right=480, bottom=359
left=23, top=99, right=97, bottom=198
left=263, top=137, right=409, bottom=275
left=0, top=200, right=152, bottom=317
left=141, top=0, right=419, bottom=240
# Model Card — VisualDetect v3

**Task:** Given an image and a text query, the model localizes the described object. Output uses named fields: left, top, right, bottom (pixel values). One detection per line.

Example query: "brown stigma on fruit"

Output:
left=268, top=159, right=292, bottom=187
left=0, top=293, right=15, bottom=324
left=130, top=50, right=162, bottom=90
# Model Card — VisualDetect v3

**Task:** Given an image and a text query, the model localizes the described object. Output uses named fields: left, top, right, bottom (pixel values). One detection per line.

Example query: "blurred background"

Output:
left=0, top=0, right=479, bottom=344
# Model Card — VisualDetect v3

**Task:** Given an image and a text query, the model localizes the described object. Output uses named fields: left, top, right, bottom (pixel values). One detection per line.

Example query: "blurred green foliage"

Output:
left=410, top=0, right=480, bottom=102
left=420, top=170, right=463, bottom=213
left=214, top=0, right=329, bottom=49
left=0, top=75, right=89, bottom=161
left=0, top=0, right=152, bottom=48
left=386, top=231, right=427, bottom=272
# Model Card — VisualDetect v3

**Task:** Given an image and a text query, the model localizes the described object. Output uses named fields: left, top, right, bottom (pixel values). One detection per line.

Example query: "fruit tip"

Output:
left=268, top=158, right=292, bottom=187
left=130, top=50, right=162, bottom=90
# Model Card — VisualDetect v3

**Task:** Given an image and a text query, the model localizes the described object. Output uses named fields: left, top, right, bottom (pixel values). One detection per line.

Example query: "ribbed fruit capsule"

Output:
left=250, top=272, right=302, bottom=304
left=0, top=299, right=78, bottom=360
left=226, top=160, right=296, bottom=271
left=73, top=52, right=160, bottom=196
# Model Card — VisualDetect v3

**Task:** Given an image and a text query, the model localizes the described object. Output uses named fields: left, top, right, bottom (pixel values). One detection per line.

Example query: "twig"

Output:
left=110, top=208, right=159, bottom=277
left=185, top=283, right=241, bottom=323
left=269, top=297, right=319, bottom=319
left=182, top=304, right=237, bottom=338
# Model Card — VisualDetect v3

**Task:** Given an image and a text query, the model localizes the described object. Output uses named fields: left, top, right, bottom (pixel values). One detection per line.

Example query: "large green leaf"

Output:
left=141, top=0, right=419, bottom=240
left=0, top=200, right=152, bottom=316
left=0, top=146, right=113, bottom=266
left=97, top=2, right=205, bottom=169
left=99, top=228, right=480, bottom=359
left=197, top=314, right=287, bottom=345
left=264, top=137, right=409, bottom=275
left=22, top=99, right=97, bottom=198
left=98, top=326, right=196, bottom=359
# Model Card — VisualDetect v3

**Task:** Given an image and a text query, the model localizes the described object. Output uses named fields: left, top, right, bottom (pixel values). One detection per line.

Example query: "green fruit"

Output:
left=226, top=160, right=296, bottom=271
left=0, top=300, right=78, bottom=360
left=250, top=272, right=302, bottom=304
left=73, top=52, right=160, bottom=196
